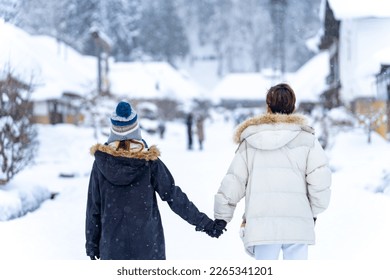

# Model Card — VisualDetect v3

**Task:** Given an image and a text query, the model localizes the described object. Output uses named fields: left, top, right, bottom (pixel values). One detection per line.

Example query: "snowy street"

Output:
left=1, top=117, right=390, bottom=260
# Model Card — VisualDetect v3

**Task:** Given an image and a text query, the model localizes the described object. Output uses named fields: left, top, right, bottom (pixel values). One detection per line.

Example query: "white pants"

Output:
left=254, top=244, right=308, bottom=260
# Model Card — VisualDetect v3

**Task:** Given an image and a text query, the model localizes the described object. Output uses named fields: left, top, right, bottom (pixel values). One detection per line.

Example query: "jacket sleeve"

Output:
left=85, top=161, right=102, bottom=257
left=214, top=143, right=248, bottom=222
left=151, top=159, right=213, bottom=229
left=306, top=138, right=332, bottom=217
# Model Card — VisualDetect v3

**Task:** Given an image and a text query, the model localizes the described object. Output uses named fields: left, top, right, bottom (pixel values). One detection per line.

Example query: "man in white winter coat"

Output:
left=214, top=83, right=331, bottom=260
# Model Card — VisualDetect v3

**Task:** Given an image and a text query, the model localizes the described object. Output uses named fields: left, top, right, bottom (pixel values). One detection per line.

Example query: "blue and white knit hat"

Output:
left=107, top=101, right=142, bottom=144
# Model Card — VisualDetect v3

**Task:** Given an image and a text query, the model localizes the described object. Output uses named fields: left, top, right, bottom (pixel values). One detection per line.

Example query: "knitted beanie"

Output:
left=107, top=101, right=142, bottom=144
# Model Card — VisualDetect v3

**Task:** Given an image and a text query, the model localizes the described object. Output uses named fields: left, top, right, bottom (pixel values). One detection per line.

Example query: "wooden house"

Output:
left=0, top=20, right=95, bottom=125
left=375, top=64, right=390, bottom=134
left=32, top=92, right=85, bottom=125
left=320, top=0, right=390, bottom=139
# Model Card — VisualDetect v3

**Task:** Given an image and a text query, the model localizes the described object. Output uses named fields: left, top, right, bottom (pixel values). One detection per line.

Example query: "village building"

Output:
left=320, top=0, right=390, bottom=139
left=1, top=20, right=205, bottom=126
left=210, top=50, right=330, bottom=120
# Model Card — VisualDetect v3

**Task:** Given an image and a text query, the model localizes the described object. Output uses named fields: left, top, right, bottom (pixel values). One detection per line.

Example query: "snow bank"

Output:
left=0, top=123, right=97, bottom=221
left=0, top=183, right=51, bottom=221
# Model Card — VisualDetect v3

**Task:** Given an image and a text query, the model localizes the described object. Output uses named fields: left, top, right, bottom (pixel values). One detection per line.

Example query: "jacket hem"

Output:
left=244, top=239, right=315, bottom=257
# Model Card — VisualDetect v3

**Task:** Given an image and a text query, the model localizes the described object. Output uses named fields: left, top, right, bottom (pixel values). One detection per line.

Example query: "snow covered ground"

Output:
left=1, top=113, right=390, bottom=262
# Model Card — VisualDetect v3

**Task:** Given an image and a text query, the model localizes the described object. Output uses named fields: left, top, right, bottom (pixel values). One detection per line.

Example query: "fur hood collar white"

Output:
left=234, top=113, right=314, bottom=150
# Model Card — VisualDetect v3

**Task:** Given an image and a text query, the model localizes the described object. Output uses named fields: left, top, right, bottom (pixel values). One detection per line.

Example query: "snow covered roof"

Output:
left=211, top=52, right=329, bottom=105
left=211, top=73, right=272, bottom=102
left=0, top=20, right=206, bottom=103
left=328, top=0, right=390, bottom=19
left=375, top=47, right=390, bottom=65
left=109, top=62, right=206, bottom=102
left=0, top=19, right=96, bottom=101
left=288, top=51, right=329, bottom=103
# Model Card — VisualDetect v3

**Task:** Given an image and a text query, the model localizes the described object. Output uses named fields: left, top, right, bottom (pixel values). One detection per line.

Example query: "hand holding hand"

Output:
left=206, top=219, right=227, bottom=238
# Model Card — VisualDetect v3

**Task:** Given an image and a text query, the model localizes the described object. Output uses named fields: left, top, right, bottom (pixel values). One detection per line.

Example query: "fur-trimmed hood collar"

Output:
left=90, top=144, right=161, bottom=186
left=234, top=113, right=314, bottom=150
left=90, top=143, right=160, bottom=160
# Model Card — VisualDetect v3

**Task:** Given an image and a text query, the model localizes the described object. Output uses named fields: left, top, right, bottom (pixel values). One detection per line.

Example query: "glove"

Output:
left=214, top=219, right=227, bottom=231
left=195, top=220, right=214, bottom=232
left=206, top=219, right=227, bottom=238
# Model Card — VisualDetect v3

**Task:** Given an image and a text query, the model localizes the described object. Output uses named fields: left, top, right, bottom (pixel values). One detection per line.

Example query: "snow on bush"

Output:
left=0, top=183, right=51, bottom=221
left=376, top=171, right=390, bottom=196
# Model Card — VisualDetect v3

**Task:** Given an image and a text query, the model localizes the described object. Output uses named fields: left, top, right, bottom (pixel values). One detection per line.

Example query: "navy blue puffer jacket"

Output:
left=85, top=143, right=212, bottom=260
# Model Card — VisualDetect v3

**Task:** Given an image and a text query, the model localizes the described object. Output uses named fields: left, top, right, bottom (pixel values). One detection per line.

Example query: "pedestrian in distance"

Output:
left=214, top=83, right=331, bottom=260
left=186, top=113, right=193, bottom=150
left=158, top=120, right=166, bottom=139
left=85, top=101, right=225, bottom=260
left=196, top=115, right=205, bottom=150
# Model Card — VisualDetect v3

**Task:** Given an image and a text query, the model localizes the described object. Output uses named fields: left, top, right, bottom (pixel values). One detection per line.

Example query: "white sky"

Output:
left=328, top=0, right=390, bottom=19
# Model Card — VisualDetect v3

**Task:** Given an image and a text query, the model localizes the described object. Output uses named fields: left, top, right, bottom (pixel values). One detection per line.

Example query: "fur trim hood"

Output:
left=90, top=143, right=160, bottom=161
left=234, top=113, right=314, bottom=149
left=89, top=143, right=161, bottom=186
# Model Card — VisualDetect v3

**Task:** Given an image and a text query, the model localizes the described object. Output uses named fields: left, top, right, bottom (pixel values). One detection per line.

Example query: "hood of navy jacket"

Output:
left=90, top=144, right=160, bottom=186
left=233, top=113, right=315, bottom=150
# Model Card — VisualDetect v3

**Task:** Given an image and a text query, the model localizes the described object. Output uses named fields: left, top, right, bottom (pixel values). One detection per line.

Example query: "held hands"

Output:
left=196, top=219, right=227, bottom=238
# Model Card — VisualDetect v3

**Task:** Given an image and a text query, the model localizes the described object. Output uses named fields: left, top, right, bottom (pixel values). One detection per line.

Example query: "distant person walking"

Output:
left=158, top=121, right=166, bottom=139
left=196, top=115, right=205, bottom=150
left=85, top=101, right=224, bottom=260
left=186, top=113, right=193, bottom=150
left=213, top=83, right=331, bottom=260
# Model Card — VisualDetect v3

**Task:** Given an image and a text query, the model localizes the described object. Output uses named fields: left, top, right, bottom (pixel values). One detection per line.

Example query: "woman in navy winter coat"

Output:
left=85, top=101, right=224, bottom=260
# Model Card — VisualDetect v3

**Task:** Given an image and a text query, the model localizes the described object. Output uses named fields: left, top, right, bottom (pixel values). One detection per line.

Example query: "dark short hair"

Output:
left=266, top=83, right=296, bottom=114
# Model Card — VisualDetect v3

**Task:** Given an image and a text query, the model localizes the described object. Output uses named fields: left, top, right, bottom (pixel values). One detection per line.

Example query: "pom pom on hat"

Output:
left=110, top=101, right=138, bottom=127
left=115, top=101, right=132, bottom=118
left=107, top=101, right=142, bottom=143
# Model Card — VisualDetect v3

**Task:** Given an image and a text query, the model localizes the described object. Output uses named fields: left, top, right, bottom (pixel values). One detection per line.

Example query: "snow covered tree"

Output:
left=16, top=0, right=54, bottom=34
left=205, top=0, right=234, bottom=76
left=0, top=0, right=21, bottom=22
left=105, top=0, right=142, bottom=61
left=0, top=71, right=37, bottom=185
left=139, top=0, right=189, bottom=65
left=283, top=0, right=322, bottom=71
left=238, top=0, right=272, bottom=72
left=71, top=0, right=101, bottom=55
left=12, top=0, right=322, bottom=73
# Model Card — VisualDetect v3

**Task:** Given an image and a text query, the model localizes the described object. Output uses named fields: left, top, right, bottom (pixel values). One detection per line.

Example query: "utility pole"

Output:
left=90, top=26, right=112, bottom=96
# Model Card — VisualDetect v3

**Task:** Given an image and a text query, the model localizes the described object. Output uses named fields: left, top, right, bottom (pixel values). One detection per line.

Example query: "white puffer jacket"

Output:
left=214, top=113, right=331, bottom=256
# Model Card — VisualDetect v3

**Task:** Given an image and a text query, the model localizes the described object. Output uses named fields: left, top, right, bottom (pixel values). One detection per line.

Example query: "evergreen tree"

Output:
left=139, top=0, right=189, bottom=65
left=105, top=0, right=142, bottom=61
left=284, top=0, right=321, bottom=71
left=17, top=0, right=54, bottom=35
left=206, top=0, right=234, bottom=75
left=0, top=0, right=20, bottom=22
left=9, top=0, right=322, bottom=73
left=237, top=0, right=272, bottom=72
